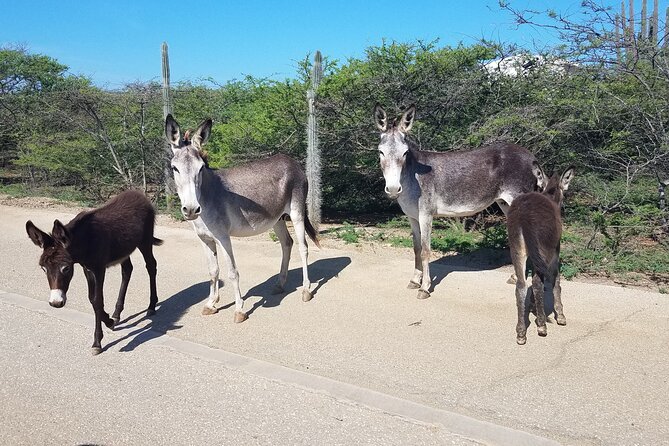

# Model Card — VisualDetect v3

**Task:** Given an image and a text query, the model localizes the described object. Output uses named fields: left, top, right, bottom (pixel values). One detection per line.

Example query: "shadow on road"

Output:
left=104, top=256, right=351, bottom=353
left=102, top=281, right=210, bottom=353
left=429, top=247, right=511, bottom=292
left=222, top=256, right=352, bottom=316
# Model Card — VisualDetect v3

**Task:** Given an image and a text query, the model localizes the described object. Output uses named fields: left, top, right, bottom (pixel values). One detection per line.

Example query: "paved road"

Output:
left=2, top=203, right=669, bottom=445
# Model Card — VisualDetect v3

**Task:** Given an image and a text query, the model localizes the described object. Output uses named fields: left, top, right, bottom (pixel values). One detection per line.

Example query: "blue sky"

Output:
left=1, top=0, right=629, bottom=88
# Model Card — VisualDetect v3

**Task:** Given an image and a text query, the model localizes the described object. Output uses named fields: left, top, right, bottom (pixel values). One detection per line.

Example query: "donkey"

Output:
left=165, top=115, right=320, bottom=323
left=26, top=190, right=162, bottom=355
left=507, top=165, right=574, bottom=345
left=374, top=104, right=542, bottom=299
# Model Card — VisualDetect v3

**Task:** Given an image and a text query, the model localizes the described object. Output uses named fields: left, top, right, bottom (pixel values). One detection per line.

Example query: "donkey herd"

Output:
left=26, top=105, right=574, bottom=354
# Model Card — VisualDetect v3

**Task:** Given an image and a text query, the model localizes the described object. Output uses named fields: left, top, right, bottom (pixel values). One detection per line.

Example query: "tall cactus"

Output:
left=664, top=6, right=669, bottom=48
left=306, top=50, right=323, bottom=232
left=162, top=42, right=172, bottom=121
left=161, top=42, right=175, bottom=208
left=640, top=0, right=647, bottom=40
left=650, top=0, right=659, bottom=44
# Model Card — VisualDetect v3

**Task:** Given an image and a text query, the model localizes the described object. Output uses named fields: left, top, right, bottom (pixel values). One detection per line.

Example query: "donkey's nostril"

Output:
left=397, top=185, right=403, bottom=194
left=182, top=206, right=188, bottom=214
left=195, top=206, right=201, bottom=215
left=385, top=186, right=391, bottom=194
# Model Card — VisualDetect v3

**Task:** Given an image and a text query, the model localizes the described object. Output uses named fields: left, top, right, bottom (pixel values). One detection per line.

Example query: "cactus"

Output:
left=640, top=0, right=647, bottom=40
left=306, top=50, right=323, bottom=232
left=162, top=42, right=172, bottom=120
left=161, top=42, right=175, bottom=208
left=655, top=8, right=669, bottom=48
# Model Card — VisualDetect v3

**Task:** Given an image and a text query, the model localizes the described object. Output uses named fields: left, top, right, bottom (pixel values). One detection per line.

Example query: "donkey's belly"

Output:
left=434, top=202, right=491, bottom=217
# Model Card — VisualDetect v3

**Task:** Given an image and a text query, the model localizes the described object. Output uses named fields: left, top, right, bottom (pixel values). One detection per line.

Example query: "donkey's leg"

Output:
left=290, top=211, right=313, bottom=302
left=533, top=273, right=548, bottom=337
left=511, top=243, right=529, bottom=345
left=91, top=268, right=113, bottom=355
left=553, top=272, right=566, bottom=325
left=407, top=217, right=423, bottom=289
left=497, top=198, right=519, bottom=285
left=417, top=213, right=433, bottom=299
left=272, top=219, right=293, bottom=294
left=496, top=199, right=510, bottom=215
left=112, top=258, right=133, bottom=324
left=198, top=236, right=220, bottom=316
left=138, top=243, right=159, bottom=316
left=217, top=234, right=247, bottom=323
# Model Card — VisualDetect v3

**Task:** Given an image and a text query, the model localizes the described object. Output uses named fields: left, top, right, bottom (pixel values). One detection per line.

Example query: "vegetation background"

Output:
left=2, top=2, right=669, bottom=287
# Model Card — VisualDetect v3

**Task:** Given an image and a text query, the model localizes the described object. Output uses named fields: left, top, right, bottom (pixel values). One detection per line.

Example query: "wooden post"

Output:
left=306, top=50, right=323, bottom=232
left=161, top=42, right=175, bottom=211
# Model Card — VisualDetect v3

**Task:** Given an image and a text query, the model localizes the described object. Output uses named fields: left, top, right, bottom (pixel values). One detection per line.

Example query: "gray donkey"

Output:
left=507, top=165, right=574, bottom=345
left=166, top=115, right=319, bottom=323
left=374, top=104, right=542, bottom=299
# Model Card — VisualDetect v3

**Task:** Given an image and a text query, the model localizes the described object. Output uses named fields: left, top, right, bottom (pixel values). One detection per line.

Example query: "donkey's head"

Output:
left=533, top=162, right=575, bottom=207
left=165, top=115, right=212, bottom=220
left=374, top=104, right=416, bottom=199
left=26, top=220, right=75, bottom=308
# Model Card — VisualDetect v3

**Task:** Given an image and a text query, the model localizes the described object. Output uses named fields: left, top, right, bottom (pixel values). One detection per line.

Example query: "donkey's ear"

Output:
left=374, top=103, right=388, bottom=132
left=531, top=161, right=547, bottom=190
left=165, top=114, right=181, bottom=151
left=398, top=104, right=416, bottom=133
left=560, top=166, right=575, bottom=191
left=26, top=220, right=53, bottom=248
left=192, top=118, right=212, bottom=149
left=51, top=220, right=70, bottom=247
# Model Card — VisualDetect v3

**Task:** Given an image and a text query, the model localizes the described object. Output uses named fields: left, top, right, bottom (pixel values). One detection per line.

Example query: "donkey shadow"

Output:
left=219, top=256, right=352, bottom=316
left=101, top=281, right=210, bottom=353
left=428, top=247, right=511, bottom=292
left=103, top=256, right=351, bottom=352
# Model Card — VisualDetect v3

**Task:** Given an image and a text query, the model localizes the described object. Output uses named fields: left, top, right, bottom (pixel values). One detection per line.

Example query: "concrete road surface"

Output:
left=1, top=203, right=668, bottom=445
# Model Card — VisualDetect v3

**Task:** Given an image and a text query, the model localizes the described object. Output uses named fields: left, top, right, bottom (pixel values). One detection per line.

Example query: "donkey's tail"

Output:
left=153, top=237, right=164, bottom=246
left=304, top=216, right=321, bottom=249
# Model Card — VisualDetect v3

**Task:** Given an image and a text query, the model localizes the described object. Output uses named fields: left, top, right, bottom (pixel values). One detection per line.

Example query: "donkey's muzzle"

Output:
left=385, top=185, right=403, bottom=199
left=49, top=289, right=66, bottom=308
left=182, top=206, right=202, bottom=220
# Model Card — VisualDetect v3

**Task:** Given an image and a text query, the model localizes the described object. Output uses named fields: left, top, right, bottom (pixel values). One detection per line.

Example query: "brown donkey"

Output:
left=26, top=190, right=162, bottom=355
left=507, top=165, right=575, bottom=345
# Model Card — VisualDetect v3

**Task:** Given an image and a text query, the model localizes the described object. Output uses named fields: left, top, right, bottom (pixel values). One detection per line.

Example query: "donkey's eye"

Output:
left=61, top=265, right=71, bottom=274
left=172, top=166, right=179, bottom=173
left=41, top=266, right=47, bottom=273
left=378, top=150, right=384, bottom=157
left=402, top=151, right=407, bottom=157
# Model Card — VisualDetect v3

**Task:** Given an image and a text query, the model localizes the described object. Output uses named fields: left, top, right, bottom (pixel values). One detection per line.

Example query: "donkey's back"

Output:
left=68, top=190, right=158, bottom=263
left=416, top=142, right=539, bottom=214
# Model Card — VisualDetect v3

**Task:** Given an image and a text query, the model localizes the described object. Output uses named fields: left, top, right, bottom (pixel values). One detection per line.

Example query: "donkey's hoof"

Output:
left=506, top=274, right=517, bottom=285
left=516, top=336, right=527, bottom=345
left=146, top=308, right=156, bottom=317
left=234, top=311, right=248, bottom=323
left=302, top=289, right=314, bottom=302
left=201, top=306, right=218, bottom=316
left=407, top=281, right=421, bottom=289
left=537, top=326, right=548, bottom=337
left=556, top=315, right=567, bottom=326
left=104, top=318, right=115, bottom=329
left=416, top=290, right=431, bottom=300
left=271, top=284, right=285, bottom=295
left=111, top=316, right=120, bottom=326
left=91, top=347, right=103, bottom=356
